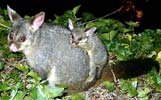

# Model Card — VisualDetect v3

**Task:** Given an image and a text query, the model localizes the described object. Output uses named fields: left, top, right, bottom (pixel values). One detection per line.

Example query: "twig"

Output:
left=80, top=6, right=123, bottom=26
left=110, top=68, right=117, bottom=83
left=0, top=57, right=13, bottom=67
left=18, top=57, right=26, bottom=64
left=132, top=96, right=138, bottom=100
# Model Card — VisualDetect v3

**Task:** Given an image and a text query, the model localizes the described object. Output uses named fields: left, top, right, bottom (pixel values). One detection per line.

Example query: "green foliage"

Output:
left=0, top=82, right=11, bottom=92
left=103, top=81, right=115, bottom=92
left=148, top=69, right=161, bottom=91
left=0, top=63, right=64, bottom=99
left=137, top=87, right=151, bottom=100
left=15, top=64, right=29, bottom=74
left=0, top=8, right=11, bottom=30
left=81, top=12, right=95, bottom=22
left=0, top=61, right=4, bottom=70
left=35, top=85, right=64, bottom=100
left=117, top=69, right=161, bottom=99
left=27, top=70, right=41, bottom=81
left=120, top=78, right=138, bottom=97
left=10, top=82, right=25, bottom=100
left=50, top=5, right=161, bottom=61
left=70, top=93, right=85, bottom=100
left=52, top=5, right=81, bottom=27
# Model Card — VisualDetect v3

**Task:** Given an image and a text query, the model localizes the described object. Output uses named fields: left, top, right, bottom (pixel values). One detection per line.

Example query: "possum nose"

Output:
left=72, top=39, right=79, bottom=45
left=71, top=40, right=79, bottom=47
left=10, top=43, right=18, bottom=52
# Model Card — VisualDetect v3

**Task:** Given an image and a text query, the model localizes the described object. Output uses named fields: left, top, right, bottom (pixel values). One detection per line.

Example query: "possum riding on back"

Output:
left=68, top=19, right=108, bottom=83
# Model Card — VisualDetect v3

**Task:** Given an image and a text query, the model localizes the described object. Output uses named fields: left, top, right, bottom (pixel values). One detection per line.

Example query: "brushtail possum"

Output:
left=7, top=5, right=92, bottom=91
left=68, top=19, right=108, bottom=83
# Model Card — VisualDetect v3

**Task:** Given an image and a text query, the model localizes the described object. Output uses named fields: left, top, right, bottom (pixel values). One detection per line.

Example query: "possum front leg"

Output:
left=47, top=67, right=59, bottom=87
left=85, top=50, right=97, bottom=83
left=85, top=64, right=97, bottom=83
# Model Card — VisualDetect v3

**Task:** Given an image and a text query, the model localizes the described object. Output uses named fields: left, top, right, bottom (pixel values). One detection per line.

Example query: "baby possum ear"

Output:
left=68, top=19, right=74, bottom=30
left=85, top=27, right=97, bottom=36
left=30, top=12, right=45, bottom=32
left=7, top=5, right=22, bottom=23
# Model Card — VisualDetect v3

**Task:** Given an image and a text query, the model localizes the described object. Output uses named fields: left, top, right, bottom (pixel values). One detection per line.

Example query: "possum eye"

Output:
left=9, top=33, right=14, bottom=40
left=79, top=38, right=87, bottom=43
left=78, top=37, right=83, bottom=41
left=71, top=34, right=74, bottom=39
left=8, top=31, right=14, bottom=40
left=18, top=36, right=26, bottom=42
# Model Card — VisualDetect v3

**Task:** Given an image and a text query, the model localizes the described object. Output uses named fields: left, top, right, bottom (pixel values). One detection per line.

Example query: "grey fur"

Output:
left=7, top=6, right=90, bottom=88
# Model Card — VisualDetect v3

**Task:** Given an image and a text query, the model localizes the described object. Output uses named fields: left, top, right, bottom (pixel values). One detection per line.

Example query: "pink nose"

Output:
left=10, top=43, right=18, bottom=52
left=72, top=39, right=79, bottom=45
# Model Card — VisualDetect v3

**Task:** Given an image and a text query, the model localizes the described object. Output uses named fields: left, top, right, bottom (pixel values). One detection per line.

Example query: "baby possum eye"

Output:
left=78, top=37, right=83, bottom=41
left=71, top=34, right=74, bottom=39
left=18, top=36, right=26, bottom=42
left=79, top=37, right=88, bottom=43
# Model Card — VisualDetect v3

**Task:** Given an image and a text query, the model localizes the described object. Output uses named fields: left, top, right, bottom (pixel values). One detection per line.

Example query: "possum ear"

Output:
left=30, top=12, right=45, bottom=32
left=68, top=19, right=74, bottom=30
left=7, top=5, right=22, bottom=23
left=85, top=27, right=97, bottom=36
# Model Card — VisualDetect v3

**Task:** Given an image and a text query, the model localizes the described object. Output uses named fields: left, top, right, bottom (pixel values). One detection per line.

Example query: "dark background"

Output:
left=1, top=0, right=161, bottom=30
left=0, top=0, right=122, bottom=18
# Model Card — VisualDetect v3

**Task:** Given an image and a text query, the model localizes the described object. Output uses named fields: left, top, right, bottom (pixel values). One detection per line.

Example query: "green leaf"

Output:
left=10, top=89, right=18, bottom=100
left=127, top=86, right=137, bottom=98
left=0, top=96, right=11, bottom=100
left=30, top=87, right=37, bottom=100
left=9, top=71, right=20, bottom=82
left=120, top=81, right=129, bottom=93
left=128, top=79, right=138, bottom=97
left=149, top=69, right=161, bottom=91
left=85, top=22, right=96, bottom=29
left=131, top=78, right=138, bottom=88
left=139, top=96, right=149, bottom=100
left=82, top=12, right=95, bottom=21
left=125, top=21, right=137, bottom=27
left=0, top=82, right=11, bottom=92
left=14, top=64, right=29, bottom=74
left=10, top=82, right=24, bottom=100
left=120, top=79, right=138, bottom=97
left=43, top=85, right=64, bottom=99
left=37, top=86, right=48, bottom=100
left=72, top=5, right=81, bottom=15
left=100, top=30, right=117, bottom=40
left=103, top=81, right=115, bottom=92
left=116, top=48, right=132, bottom=61
left=12, top=91, right=26, bottom=100
left=70, top=93, right=85, bottom=100
left=0, top=18, right=11, bottom=30
left=138, top=87, right=151, bottom=98
left=32, top=85, right=64, bottom=100
left=14, top=82, right=23, bottom=90
left=27, top=70, right=41, bottom=81
left=0, top=61, right=4, bottom=70
left=23, top=96, right=34, bottom=100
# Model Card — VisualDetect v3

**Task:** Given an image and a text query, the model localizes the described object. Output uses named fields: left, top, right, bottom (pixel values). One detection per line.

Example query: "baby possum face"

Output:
left=68, top=19, right=96, bottom=49
left=71, top=28, right=89, bottom=48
